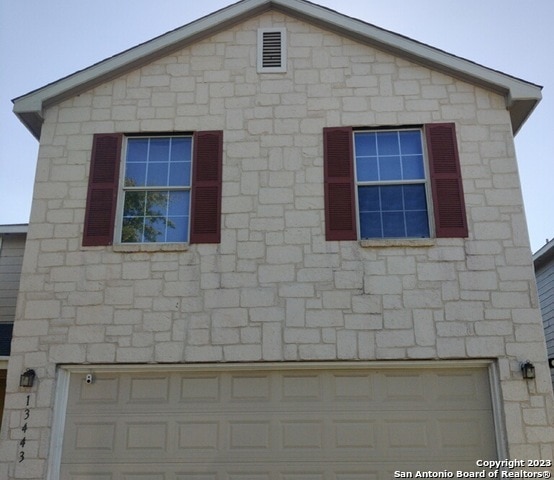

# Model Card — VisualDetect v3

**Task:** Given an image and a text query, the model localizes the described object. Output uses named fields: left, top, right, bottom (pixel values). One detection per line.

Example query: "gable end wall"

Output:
left=2, top=10, right=553, bottom=479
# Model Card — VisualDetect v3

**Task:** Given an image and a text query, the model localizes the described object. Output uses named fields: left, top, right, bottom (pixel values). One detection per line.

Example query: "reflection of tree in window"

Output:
left=121, top=179, right=175, bottom=243
left=121, top=136, right=192, bottom=243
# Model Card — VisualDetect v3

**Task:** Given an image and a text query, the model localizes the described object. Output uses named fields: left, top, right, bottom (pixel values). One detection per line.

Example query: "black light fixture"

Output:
left=19, top=369, right=36, bottom=388
left=521, top=361, right=535, bottom=380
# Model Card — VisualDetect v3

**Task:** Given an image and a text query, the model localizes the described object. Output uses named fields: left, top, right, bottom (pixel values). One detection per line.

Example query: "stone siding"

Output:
left=1, top=11, right=552, bottom=479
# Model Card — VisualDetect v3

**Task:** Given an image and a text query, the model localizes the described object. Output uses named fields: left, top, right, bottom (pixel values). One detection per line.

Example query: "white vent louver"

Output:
left=258, top=28, right=286, bottom=72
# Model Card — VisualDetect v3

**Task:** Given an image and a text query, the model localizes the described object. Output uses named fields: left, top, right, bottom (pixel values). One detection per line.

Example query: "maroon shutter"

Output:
left=82, top=133, right=122, bottom=246
left=425, top=123, right=468, bottom=238
left=323, top=127, right=357, bottom=241
left=190, top=130, right=223, bottom=244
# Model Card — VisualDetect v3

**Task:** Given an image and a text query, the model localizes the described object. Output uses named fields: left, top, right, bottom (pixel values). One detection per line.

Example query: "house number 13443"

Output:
left=19, top=395, right=30, bottom=462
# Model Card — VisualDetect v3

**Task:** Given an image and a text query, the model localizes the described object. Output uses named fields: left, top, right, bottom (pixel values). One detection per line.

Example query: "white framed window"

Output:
left=118, top=135, right=192, bottom=243
left=83, top=131, right=222, bottom=247
left=353, top=128, right=431, bottom=239
left=257, top=28, right=286, bottom=73
left=323, top=123, right=467, bottom=241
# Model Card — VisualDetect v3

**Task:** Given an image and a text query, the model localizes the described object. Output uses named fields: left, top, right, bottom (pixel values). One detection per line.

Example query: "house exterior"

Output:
left=0, top=224, right=27, bottom=433
left=534, top=238, right=554, bottom=385
left=2, top=0, right=553, bottom=478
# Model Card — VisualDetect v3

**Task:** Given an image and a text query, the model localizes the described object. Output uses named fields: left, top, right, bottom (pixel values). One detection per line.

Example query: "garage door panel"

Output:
left=280, top=474, right=323, bottom=480
left=125, top=422, right=168, bottom=451
left=438, top=415, right=496, bottom=450
left=180, top=375, right=221, bottom=403
left=336, top=472, right=382, bottom=480
left=229, top=375, right=271, bottom=401
left=72, top=422, right=116, bottom=452
left=330, top=373, right=373, bottom=401
left=382, top=373, right=426, bottom=401
left=332, top=419, right=376, bottom=449
left=435, top=371, right=492, bottom=405
left=229, top=420, right=271, bottom=449
left=67, top=375, right=120, bottom=408
left=227, top=472, right=275, bottom=480
left=121, top=474, right=165, bottom=480
left=127, top=375, right=171, bottom=404
left=280, top=374, right=322, bottom=400
left=281, top=420, right=323, bottom=449
left=61, top=367, right=497, bottom=476
left=60, top=471, right=114, bottom=480
left=178, top=420, right=220, bottom=451
left=385, top=419, right=430, bottom=447
left=176, top=474, right=218, bottom=480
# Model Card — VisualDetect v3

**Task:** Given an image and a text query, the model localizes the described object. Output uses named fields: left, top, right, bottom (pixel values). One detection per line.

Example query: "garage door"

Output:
left=60, top=365, right=497, bottom=479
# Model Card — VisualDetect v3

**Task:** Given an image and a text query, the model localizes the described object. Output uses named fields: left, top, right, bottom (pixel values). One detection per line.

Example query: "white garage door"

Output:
left=60, top=365, right=497, bottom=479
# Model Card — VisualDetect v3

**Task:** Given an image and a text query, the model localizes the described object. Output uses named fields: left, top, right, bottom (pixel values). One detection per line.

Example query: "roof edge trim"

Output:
left=12, top=0, right=542, bottom=139
left=0, top=224, right=29, bottom=234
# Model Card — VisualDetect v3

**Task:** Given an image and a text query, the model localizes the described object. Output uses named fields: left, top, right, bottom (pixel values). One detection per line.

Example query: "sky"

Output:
left=0, top=0, right=552, bottom=253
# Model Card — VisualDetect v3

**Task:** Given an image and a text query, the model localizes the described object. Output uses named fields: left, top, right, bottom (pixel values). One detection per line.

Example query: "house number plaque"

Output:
left=18, top=394, right=31, bottom=463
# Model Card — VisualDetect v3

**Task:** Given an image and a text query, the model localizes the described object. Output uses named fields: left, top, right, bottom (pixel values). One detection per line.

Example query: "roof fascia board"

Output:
left=0, top=224, right=29, bottom=234
left=273, top=0, right=541, bottom=134
left=273, top=0, right=541, bottom=100
left=15, top=0, right=270, bottom=109
left=13, top=0, right=541, bottom=138
left=13, top=0, right=271, bottom=138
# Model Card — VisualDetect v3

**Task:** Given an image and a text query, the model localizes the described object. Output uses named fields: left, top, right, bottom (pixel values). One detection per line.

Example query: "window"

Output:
left=323, top=123, right=467, bottom=241
left=83, top=131, right=223, bottom=246
left=354, top=129, right=429, bottom=239
left=257, top=28, right=286, bottom=73
left=120, top=136, right=192, bottom=243
left=0, top=324, right=13, bottom=356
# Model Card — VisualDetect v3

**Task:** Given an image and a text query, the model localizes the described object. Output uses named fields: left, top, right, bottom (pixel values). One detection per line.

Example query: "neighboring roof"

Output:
left=12, top=0, right=542, bottom=139
left=534, top=238, right=554, bottom=271
left=0, top=224, right=28, bottom=235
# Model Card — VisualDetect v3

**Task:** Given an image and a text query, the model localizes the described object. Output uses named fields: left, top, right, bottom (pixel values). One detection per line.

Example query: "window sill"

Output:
left=359, top=238, right=435, bottom=248
left=112, top=243, right=189, bottom=253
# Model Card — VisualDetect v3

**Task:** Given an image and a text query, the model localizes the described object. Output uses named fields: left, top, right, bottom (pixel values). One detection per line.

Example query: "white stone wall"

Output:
left=1, top=11, right=552, bottom=479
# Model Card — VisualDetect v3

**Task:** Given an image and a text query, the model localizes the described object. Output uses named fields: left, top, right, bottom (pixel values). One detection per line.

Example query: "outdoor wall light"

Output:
left=19, top=369, right=36, bottom=388
left=520, top=361, right=535, bottom=380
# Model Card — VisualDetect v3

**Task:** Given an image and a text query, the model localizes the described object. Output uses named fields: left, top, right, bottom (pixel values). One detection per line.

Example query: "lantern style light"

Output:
left=520, top=361, right=535, bottom=380
left=19, top=369, right=36, bottom=388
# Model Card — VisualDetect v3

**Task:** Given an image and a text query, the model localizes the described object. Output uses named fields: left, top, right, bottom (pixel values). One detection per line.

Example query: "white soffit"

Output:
left=12, top=0, right=542, bottom=138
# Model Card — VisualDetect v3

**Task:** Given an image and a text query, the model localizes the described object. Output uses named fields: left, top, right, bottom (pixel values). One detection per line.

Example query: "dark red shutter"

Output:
left=82, top=133, right=122, bottom=246
left=323, top=127, right=357, bottom=241
left=425, top=123, right=468, bottom=238
left=190, top=130, right=223, bottom=244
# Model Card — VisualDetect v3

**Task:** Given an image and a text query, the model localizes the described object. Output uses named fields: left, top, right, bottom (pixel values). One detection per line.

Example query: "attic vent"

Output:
left=262, top=31, right=282, bottom=67
left=258, top=28, right=286, bottom=72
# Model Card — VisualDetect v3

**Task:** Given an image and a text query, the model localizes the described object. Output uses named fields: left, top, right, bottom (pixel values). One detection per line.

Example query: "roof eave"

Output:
left=12, top=0, right=542, bottom=139
left=509, top=97, right=541, bottom=135
left=12, top=0, right=272, bottom=139
left=274, top=0, right=542, bottom=134
left=0, top=224, right=29, bottom=234
left=533, top=238, right=554, bottom=270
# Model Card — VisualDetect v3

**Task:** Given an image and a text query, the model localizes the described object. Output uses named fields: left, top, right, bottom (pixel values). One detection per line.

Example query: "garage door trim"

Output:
left=47, top=360, right=505, bottom=480
left=57, top=359, right=495, bottom=374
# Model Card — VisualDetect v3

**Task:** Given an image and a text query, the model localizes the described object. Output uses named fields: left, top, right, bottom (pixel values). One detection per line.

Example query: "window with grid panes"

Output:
left=354, top=129, right=430, bottom=238
left=120, top=136, right=192, bottom=243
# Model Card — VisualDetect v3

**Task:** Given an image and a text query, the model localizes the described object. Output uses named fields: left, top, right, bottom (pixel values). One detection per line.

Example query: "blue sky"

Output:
left=1, top=0, right=552, bottom=252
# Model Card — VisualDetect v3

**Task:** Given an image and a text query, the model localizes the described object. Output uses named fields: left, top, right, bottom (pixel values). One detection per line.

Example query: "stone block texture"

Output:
left=2, top=10, right=553, bottom=479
